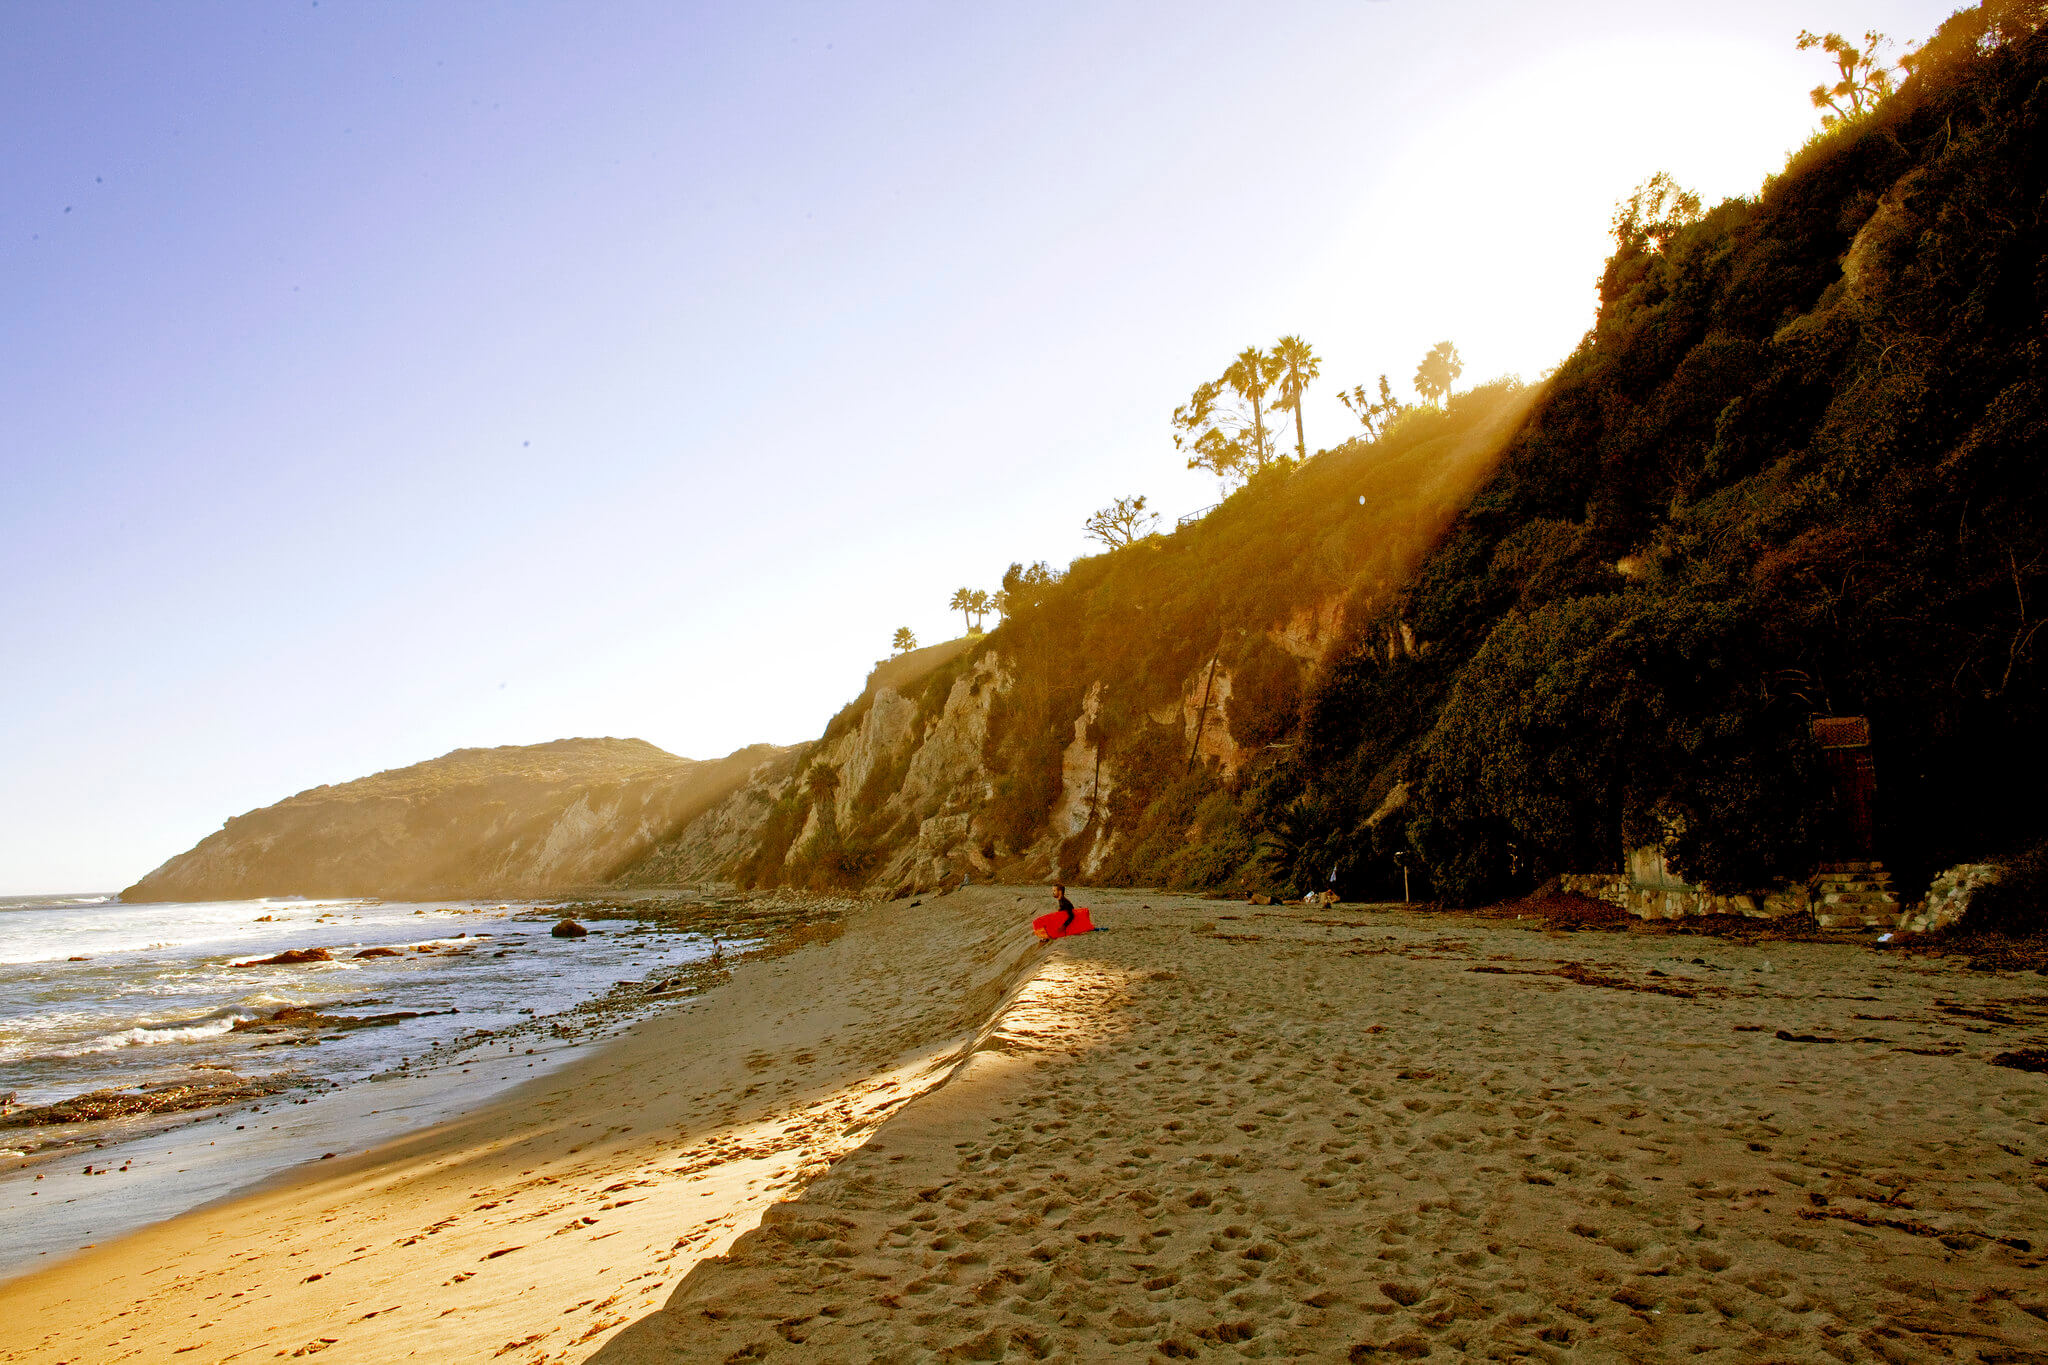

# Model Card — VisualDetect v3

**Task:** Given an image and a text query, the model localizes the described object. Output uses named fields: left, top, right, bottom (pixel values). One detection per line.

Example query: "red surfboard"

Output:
left=1032, top=907, right=1095, bottom=939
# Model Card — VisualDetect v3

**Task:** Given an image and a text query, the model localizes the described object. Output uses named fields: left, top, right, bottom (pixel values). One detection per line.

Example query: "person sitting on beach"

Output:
left=1052, top=882, right=1076, bottom=935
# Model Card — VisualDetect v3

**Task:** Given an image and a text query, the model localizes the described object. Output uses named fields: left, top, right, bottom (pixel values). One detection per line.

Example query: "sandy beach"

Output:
left=0, top=894, right=1040, bottom=1363
left=8, top=887, right=2048, bottom=1362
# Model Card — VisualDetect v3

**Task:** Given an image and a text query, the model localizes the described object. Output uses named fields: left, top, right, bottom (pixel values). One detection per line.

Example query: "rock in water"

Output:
left=551, top=919, right=589, bottom=938
left=232, top=947, right=333, bottom=967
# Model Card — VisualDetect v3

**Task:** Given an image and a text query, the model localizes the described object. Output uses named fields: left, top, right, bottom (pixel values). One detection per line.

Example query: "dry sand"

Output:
left=602, top=890, right=2048, bottom=1363
left=8, top=886, right=2048, bottom=1363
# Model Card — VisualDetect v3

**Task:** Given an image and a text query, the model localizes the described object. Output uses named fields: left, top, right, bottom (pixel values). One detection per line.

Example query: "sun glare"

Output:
left=1297, top=33, right=1818, bottom=398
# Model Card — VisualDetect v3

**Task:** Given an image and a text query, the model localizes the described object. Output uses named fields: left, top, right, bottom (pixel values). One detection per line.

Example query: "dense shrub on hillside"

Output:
left=1311, top=10, right=2048, bottom=902
left=1408, top=594, right=1828, bottom=901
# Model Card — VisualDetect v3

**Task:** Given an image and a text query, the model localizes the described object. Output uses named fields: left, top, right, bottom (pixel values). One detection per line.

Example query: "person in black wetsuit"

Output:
left=1052, top=882, right=1076, bottom=934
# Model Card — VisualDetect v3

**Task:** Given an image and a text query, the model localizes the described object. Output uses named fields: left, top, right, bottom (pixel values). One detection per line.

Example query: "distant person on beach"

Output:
left=1052, top=882, right=1076, bottom=935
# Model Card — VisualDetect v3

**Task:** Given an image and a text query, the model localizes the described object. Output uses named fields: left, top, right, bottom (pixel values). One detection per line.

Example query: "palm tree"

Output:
left=948, top=587, right=975, bottom=634
left=1270, top=335, right=1321, bottom=461
left=1414, top=341, right=1463, bottom=409
left=966, top=589, right=991, bottom=632
left=892, top=626, right=916, bottom=654
left=1220, top=346, right=1280, bottom=470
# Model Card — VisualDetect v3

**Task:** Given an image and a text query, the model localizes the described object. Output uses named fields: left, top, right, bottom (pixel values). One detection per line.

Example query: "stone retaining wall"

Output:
left=1558, top=873, right=1810, bottom=920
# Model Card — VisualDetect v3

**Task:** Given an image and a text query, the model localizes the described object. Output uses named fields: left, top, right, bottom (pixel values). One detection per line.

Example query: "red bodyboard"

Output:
left=1032, top=907, right=1094, bottom=939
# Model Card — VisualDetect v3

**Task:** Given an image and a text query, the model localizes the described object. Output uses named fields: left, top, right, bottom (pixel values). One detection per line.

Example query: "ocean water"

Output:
left=0, top=891, right=719, bottom=1277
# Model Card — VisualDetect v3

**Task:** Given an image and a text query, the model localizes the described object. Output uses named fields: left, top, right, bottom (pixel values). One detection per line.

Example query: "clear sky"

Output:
left=1, top=0, right=1962, bottom=892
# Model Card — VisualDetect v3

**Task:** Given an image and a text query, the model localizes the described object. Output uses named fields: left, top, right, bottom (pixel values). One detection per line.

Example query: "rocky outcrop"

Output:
left=1267, top=597, right=1347, bottom=662
left=1898, top=863, right=2001, bottom=934
left=622, top=746, right=810, bottom=886
left=616, top=644, right=1014, bottom=897
left=1, top=1073, right=293, bottom=1128
left=625, top=623, right=1357, bottom=896
left=1183, top=664, right=1244, bottom=776
left=1047, top=682, right=1109, bottom=843
left=1560, top=872, right=1813, bottom=921
left=123, top=737, right=789, bottom=902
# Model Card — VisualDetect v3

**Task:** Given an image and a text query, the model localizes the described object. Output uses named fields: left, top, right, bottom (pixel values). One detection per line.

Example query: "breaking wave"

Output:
left=14, top=1008, right=260, bottom=1062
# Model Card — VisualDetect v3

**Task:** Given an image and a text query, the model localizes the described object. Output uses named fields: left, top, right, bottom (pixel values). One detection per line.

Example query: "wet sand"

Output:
left=8, top=887, right=2048, bottom=1362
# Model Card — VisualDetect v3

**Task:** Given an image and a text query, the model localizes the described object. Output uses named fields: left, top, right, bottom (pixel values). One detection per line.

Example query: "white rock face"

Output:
left=897, top=653, right=1009, bottom=822
left=633, top=753, right=804, bottom=884
left=639, top=648, right=1016, bottom=896
left=634, top=632, right=1335, bottom=896
left=1268, top=596, right=1346, bottom=662
left=1183, top=665, right=1244, bottom=775
left=1049, top=682, right=1111, bottom=842
left=833, top=689, right=919, bottom=830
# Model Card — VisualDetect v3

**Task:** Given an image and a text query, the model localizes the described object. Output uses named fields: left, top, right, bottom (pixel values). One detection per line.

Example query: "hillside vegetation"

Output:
left=1306, top=2, right=2048, bottom=904
left=658, top=4, right=2048, bottom=906
left=123, top=738, right=785, bottom=902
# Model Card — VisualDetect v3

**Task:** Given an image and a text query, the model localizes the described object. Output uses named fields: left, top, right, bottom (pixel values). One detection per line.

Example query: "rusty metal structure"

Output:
left=1811, top=715, right=1878, bottom=860
left=1808, top=715, right=1896, bottom=925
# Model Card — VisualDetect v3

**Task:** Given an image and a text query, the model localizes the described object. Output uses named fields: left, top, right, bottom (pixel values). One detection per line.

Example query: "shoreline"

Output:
left=6, top=888, right=2046, bottom=1362
left=0, top=887, right=1044, bottom=1363
left=0, top=891, right=837, bottom=1282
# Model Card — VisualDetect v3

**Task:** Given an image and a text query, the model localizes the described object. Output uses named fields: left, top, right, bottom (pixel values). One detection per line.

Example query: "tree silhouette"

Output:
left=1270, top=335, right=1321, bottom=460
left=1414, top=342, right=1463, bottom=409
left=1610, top=172, right=1703, bottom=253
left=948, top=587, right=976, bottom=634
left=1083, top=494, right=1159, bottom=548
left=1338, top=374, right=1407, bottom=442
left=892, top=626, right=916, bottom=654
left=1173, top=346, right=1284, bottom=488
left=967, top=589, right=992, bottom=632
left=1797, top=29, right=1897, bottom=126
left=1172, top=379, right=1245, bottom=485
left=1222, top=345, right=1281, bottom=468
left=999, top=561, right=1062, bottom=616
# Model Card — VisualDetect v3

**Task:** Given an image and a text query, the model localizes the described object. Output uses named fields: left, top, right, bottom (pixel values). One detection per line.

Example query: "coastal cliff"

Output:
left=122, top=737, right=789, bottom=902
left=128, top=13, right=2048, bottom=912
left=617, top=385, right=1522, bottom=898
left=634, top=13, right=2048, bottom=906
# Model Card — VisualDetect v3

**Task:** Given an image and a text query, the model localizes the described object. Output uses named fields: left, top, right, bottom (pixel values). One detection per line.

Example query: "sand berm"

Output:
left=5, top=888, right=2047, bottom=1362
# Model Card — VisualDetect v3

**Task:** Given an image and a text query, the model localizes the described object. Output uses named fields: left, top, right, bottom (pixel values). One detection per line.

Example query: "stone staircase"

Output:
left=1811, top=862, right=1900, bottom=928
